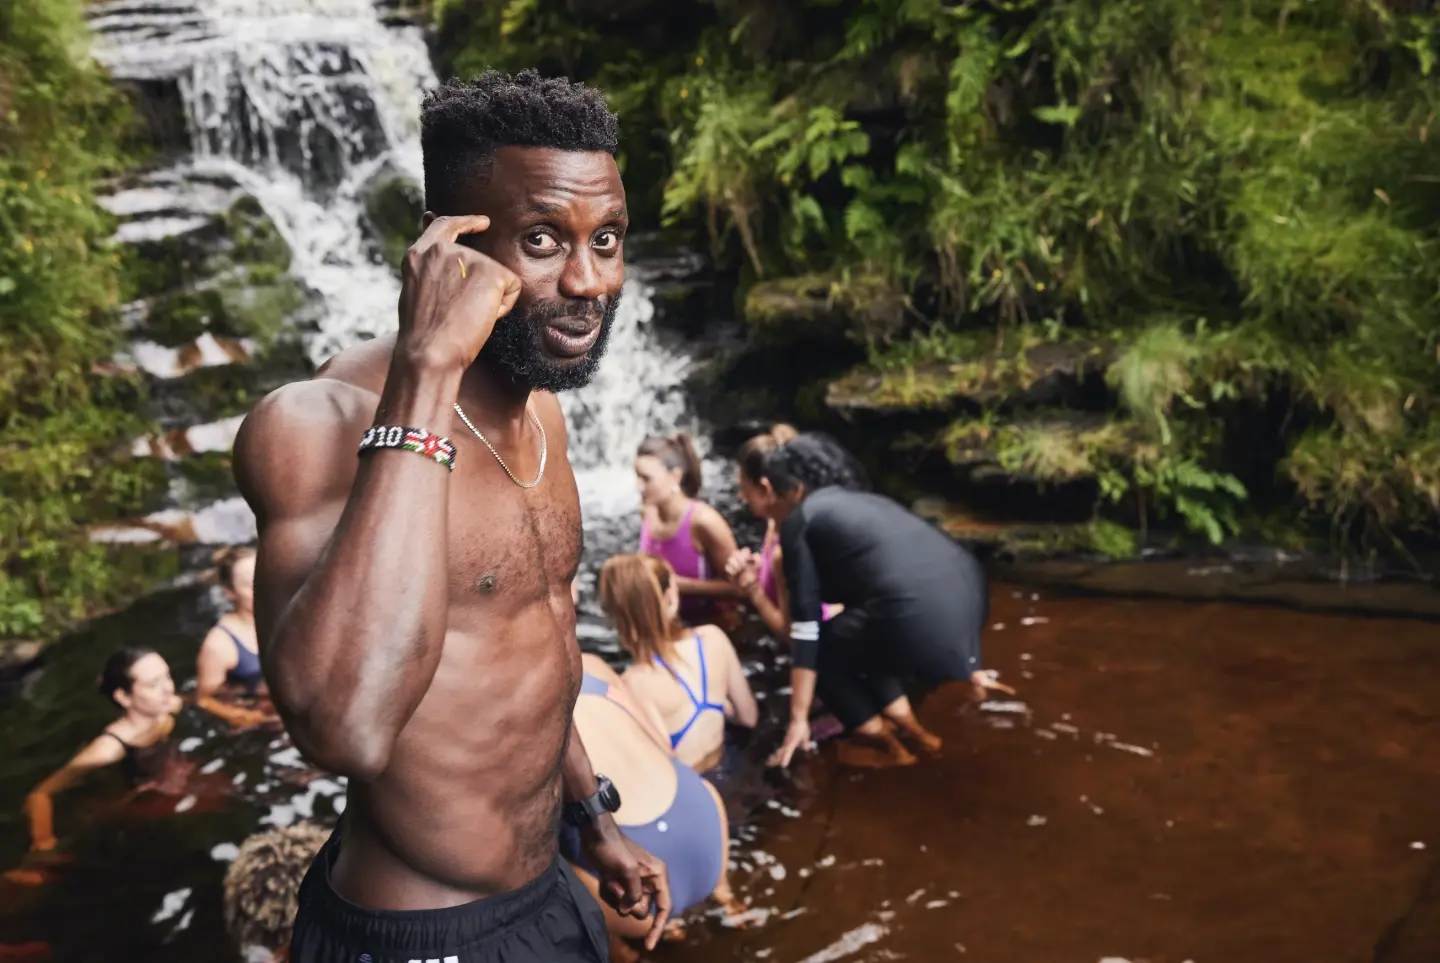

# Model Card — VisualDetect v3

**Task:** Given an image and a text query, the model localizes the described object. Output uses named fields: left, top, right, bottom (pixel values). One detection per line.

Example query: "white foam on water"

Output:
left=794, top=923, right=888, bottom=963
left=150, top=887, right=192, bottom=923
left=210, top=842, right=240, bottom=862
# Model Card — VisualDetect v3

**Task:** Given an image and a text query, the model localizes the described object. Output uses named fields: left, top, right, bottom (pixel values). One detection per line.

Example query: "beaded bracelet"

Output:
left=358, top=425, right=457, bottom=472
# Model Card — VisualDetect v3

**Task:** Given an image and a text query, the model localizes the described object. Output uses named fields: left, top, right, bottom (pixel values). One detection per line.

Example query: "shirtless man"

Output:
left=233, top=70, right=669, bottom=963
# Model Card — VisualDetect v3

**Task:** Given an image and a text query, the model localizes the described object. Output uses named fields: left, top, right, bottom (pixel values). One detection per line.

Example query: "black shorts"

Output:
left=289, top=828, right=609, bottom=963
left=815, top=599, right=986, bottom=731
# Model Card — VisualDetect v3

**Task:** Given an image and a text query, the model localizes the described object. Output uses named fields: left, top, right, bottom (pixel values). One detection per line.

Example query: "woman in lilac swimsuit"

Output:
left=195, top=547, right=275, bottom=729
left=634, top=433, right=743, bottom=625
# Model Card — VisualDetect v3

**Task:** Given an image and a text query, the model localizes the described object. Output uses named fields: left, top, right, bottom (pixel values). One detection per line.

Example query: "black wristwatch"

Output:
left=563, top=775, right=621, bottom=827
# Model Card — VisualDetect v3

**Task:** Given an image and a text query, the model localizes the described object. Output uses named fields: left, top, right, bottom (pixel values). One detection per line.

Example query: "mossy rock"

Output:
left=143, top=273, right=303, bottom=346
left=939, top=412, right=1142, bottom=485
left=828, top=340, right=1116, bottom=416
left=147, top=337, right=312, bottom=429
left=227, top=196, right=292, bottom=272
left=744, top=272, right=907, bottom=345
left=120, top=219, right=227, bottom=302
left=216, top=274, right=305, bottom=344
left=909, top=496, right=1127, bottom=560
left=173, top=450, right=241, bottom=508
left=362, top=169, right=423, bottom=270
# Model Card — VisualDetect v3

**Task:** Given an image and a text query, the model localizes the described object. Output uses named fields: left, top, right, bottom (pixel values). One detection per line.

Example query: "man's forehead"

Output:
left=478, top=146, right=625, bottom=213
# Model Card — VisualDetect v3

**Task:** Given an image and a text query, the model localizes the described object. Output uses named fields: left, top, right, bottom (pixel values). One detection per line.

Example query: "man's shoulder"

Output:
left=232, top=340, right=393, bottom=510
left=242, top=337, right=395, bottom=441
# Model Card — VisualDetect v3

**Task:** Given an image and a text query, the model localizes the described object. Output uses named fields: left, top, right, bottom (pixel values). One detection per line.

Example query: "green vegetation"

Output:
left=438, top=0, right=1440, bottom=555
left=0, top=0, right=169, bottom=642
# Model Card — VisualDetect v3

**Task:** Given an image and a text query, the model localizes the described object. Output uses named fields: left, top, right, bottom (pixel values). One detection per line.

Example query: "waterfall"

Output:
left=86, top=0, right=715, bottom=561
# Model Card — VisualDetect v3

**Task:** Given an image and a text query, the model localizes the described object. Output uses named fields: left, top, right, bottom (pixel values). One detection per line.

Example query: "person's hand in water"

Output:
left=768, top=716, right=814, bottom=768
left=971, top=669, right=1016, bottom=701
left=581, top=828, right=673, bottom=950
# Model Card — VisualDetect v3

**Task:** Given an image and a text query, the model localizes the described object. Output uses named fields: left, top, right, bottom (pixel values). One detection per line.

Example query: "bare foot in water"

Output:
left=890, top=719, right=943, bottom=755
left=836, top=730, right=918, bottom=769
left=2, top=869, right=50, bottom=887
left=716, top=892, right=750, bottom=927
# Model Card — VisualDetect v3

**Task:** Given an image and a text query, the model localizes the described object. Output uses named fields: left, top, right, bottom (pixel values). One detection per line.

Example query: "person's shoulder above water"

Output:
left=232, top=339, right=400, bottom=502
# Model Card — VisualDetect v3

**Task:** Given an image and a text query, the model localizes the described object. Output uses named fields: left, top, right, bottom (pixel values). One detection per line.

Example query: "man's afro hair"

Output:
left=421, top=69, right=619, bottom=211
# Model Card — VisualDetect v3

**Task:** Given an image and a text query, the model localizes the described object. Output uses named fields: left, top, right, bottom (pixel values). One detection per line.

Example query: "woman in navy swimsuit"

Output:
left=560, top=655, right=745, bottom=961
left=599, top=554, right=757, bottom=773
left=195, top=547, right=273, bottom=728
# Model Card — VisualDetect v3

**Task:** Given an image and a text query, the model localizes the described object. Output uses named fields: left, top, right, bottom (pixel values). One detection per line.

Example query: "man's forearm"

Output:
left=562, top=722, right=601, bottom=805
left=561, top=723, right=624, bottom=840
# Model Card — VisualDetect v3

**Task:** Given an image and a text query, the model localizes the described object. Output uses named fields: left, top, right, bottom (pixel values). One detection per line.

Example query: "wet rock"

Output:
left=144, top=274, right=302, bottom=346
left=115, top=77, right=191, bottom=163
left=745, top=272, right=907, bottom=345
left=144, top=338, right=310, bottom=430
left=0, top=640, right=45, bottom=681
left=827, top=339, right=1114, bottom=416
left=911, top=497, right=1104, bottom=560
left=360, top=164, right=423, bottom=271
left=124, top=333, right=254, bottom=380
left=938, top=411, right=1139, bottom=486
left=115, top=189, right=306, bottom=352
left=226, top=195, right=292, bottom=273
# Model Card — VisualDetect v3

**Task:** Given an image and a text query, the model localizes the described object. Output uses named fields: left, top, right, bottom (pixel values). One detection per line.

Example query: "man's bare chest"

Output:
left=442, top=477, right=582, bottom=607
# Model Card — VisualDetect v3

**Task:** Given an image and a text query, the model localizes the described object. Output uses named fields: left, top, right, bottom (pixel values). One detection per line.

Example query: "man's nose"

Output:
left=557, top=247, right=609, bottom=301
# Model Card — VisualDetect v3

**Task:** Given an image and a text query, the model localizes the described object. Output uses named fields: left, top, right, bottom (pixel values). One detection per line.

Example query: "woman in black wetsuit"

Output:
left=748, top=434, right=1003, bottom=769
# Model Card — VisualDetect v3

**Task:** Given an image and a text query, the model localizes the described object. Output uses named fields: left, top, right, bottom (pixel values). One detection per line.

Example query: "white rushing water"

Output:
left=88, top=0, right=711, bottom=545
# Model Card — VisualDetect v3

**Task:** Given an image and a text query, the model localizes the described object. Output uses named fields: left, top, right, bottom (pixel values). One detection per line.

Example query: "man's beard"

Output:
left=477, top=291, right=619, bottom=392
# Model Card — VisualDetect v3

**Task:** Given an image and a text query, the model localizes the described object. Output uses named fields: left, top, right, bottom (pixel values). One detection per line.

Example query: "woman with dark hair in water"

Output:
left=726, top=423, right=844, bottom=639
left=750, top=433, right=1010, bottom=769
left=634, top=433, right=743, bottom=624
left=600, top=554, right=757, bottom=772
left=17, top=648, right=184, bottom=864
left=195, top=546, right=273, bottom=728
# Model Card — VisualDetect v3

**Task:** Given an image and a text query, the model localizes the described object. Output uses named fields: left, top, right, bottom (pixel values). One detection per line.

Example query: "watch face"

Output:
left=599, top=776, right=621, bottom=812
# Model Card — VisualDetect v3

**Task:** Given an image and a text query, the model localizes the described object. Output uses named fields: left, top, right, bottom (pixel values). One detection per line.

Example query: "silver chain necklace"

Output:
left=452, top=402, right=547, bottom=489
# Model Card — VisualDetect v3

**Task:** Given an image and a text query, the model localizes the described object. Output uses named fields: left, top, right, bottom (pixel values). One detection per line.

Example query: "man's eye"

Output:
left=593, top=230, right=620, bottom=251
left=526, top=233, right=559, bottom=251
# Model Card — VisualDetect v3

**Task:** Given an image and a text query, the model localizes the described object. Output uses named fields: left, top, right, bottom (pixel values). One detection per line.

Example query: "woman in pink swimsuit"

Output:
left=634, top=433, right=743, bottom=625
left=725, top=424, right=843, bottom=638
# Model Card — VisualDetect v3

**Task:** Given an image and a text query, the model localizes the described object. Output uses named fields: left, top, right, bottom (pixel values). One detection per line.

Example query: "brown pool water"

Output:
left=1, top=583, right=1436, bottom=963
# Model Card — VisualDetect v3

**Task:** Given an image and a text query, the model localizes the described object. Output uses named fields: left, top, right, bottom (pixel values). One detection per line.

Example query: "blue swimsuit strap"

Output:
left=655, top=634, right=726, bottom=749
left=220, top=624, right=262, bottom=677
